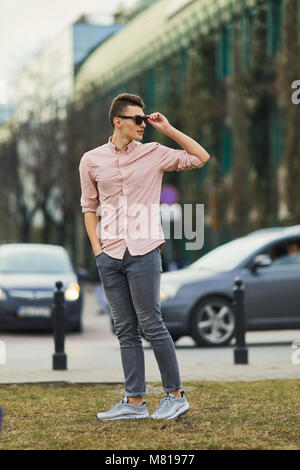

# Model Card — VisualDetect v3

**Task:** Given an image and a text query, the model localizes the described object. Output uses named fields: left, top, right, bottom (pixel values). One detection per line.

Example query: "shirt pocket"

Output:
left=95, top=168, right=122, bottom=197
left=126, top=160, right=160, bottom=189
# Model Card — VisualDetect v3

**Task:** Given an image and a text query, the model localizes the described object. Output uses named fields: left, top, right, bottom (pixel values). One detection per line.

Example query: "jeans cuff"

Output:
left=163, top=385, right=182, bottom=393
left=125, top=392, right=147, bottom=397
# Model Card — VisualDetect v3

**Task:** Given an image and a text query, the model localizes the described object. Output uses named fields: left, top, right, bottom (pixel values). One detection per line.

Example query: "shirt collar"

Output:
left=108, top=136, right=137, bottom=154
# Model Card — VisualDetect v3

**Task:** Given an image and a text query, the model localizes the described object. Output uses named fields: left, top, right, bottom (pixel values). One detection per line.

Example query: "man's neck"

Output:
left=111, top=133, right=132, bottom=150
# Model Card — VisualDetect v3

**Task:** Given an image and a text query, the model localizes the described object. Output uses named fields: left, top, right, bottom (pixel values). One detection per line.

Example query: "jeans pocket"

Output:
left=95, top=251, right=105, bottom=261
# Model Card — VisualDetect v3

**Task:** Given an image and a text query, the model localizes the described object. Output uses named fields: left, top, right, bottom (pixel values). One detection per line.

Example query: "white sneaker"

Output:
left=151, top=391, right=190, bottom=420
left=97, top=397, right=149, bottom=421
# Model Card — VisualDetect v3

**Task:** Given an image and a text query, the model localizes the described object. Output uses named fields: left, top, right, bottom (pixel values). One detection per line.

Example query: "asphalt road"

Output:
left=0, top=283, right=299, bottom=380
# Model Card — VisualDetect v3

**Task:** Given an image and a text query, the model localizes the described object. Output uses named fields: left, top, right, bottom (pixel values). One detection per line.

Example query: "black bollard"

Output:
left=232, top=277, right=248, bottom=364
left=52, top=281, right=67, bottom=370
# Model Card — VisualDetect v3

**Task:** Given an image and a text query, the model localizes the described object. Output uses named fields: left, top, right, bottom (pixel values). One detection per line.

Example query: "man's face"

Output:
left=287, top=243, right=299, bottom=255
left=113, top=105, right=147, bottom=141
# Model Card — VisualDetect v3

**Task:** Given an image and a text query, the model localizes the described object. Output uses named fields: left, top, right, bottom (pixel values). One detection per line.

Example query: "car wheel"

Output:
left=190, top=296, right=235, bottom=347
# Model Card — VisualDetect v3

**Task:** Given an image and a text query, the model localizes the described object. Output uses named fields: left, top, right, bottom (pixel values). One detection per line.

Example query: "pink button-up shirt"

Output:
left=79, top=136, right=205, bottom=259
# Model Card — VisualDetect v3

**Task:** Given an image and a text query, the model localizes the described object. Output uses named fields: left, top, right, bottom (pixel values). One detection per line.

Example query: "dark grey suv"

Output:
left=160, top=225, right=300, bottom=346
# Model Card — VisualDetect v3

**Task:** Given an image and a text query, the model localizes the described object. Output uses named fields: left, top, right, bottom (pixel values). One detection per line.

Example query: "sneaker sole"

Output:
left=97, top=411, right=149, bottom=421
left=151, top=403, right=190, bottom=420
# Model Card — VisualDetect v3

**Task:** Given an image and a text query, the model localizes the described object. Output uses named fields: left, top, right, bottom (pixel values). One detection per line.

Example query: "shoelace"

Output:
left=154, top=394, right=174, bottom=413
left=109, top=398, right=126, bottom=411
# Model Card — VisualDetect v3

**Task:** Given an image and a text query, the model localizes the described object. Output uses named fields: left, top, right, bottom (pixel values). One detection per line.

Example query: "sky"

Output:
left=0, top=0, right=135, bottom=104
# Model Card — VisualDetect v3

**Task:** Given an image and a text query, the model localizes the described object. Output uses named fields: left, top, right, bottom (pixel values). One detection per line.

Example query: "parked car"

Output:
left=0, top=243, right=83, bottom=332
left=160, top=225, right=300, bottom=346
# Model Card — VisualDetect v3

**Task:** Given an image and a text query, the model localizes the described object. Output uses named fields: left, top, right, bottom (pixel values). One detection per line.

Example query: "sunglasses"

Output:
left=117, top=115, right=148, bottom=125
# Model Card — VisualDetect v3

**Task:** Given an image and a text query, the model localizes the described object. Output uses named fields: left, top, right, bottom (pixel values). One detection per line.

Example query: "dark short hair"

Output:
left=109, top=93, right=145, bottom=128
left=288, top=240, right=300, bottom=248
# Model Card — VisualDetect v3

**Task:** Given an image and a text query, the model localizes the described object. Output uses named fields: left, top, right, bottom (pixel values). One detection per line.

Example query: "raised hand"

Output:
left=146, top=112, right=170, bottom=133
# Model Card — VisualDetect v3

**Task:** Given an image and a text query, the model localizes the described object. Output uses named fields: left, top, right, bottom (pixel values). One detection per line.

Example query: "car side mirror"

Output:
left=76, top=268, right=89, bottom=281
left=250, top=254, right=272, bottom=273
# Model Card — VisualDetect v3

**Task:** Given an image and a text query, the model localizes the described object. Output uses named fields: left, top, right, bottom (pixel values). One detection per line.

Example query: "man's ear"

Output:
left=113, top=116, right=121, bottom=128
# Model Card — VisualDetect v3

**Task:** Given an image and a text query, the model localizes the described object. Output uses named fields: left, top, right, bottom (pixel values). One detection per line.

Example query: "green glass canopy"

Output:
left=74, top=0, right=257, bottom=99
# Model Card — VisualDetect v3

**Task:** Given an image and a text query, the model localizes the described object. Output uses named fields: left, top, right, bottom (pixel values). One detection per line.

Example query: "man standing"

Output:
left=79, top=93, right=210, bottom=420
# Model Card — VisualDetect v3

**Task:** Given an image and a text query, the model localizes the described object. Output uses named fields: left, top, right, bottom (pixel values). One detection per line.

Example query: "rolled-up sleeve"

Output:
left=157, top=144, right=206, bottom=172
left=79, top=155, right=99, bottom=213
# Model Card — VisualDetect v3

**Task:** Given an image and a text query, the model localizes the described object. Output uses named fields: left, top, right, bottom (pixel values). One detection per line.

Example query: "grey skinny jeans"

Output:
left=95, top=246, right=182, bottom=396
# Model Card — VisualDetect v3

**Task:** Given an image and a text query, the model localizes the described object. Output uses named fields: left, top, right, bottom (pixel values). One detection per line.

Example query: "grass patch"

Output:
left=0, top=380, right=299, bottom=450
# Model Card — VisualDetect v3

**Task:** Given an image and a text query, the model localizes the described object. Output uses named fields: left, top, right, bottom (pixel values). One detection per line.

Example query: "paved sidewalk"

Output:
left=1, top=284, right=299, bottom=385
left=0, top=360, right=299, bottom=385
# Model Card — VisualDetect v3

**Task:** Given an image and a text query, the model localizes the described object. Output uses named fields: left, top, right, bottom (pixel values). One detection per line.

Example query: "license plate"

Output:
left=17, top=306, right=51, bottom=318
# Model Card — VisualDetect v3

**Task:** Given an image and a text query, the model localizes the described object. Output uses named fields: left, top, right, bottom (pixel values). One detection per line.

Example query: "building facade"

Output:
left=1, top=0, right=300, bottom=269
left=73, top=0, right=300, bottom=265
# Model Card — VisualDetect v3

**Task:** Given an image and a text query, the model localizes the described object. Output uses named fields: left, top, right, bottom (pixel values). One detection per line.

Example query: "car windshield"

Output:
left=189, top=236, right=273, bottom=271
left=0, top=248, right=73, bottom=274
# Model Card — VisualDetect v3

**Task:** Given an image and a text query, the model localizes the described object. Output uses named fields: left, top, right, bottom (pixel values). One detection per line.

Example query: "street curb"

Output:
left=0, top=362, right=299, bottom=385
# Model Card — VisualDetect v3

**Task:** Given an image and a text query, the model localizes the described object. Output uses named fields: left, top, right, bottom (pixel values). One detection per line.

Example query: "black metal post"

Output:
left=232, top=277, right=248, bottom=364
left=52, top=281, right=67, bottom=370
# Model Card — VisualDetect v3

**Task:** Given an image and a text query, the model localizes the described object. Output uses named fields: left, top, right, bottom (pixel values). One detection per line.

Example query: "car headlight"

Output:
left=0, top=288, right=7, bottom=301
left=160, top=284, right=181, bottom=302
left=64, top=283, right=80, bottom=301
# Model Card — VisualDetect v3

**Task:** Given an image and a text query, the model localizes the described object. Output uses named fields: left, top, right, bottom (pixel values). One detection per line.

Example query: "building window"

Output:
left=145, top=68, right=155, bottom=110
left=269, top=105, right=284, bottom=169
left=216, top=23, right=233, bottom=79
left=241, top=9, right=254, bottom=71
left=178, top=48, right=188, bottom=99
left=162, top=62, right=170, bottom=105
left=154, top=65, right=164, bottom=106
left=220, top=124, right=233, bottom=176
left=267, top=0, right=282, bottom=56
left=269, top=105, right=284, bottom=220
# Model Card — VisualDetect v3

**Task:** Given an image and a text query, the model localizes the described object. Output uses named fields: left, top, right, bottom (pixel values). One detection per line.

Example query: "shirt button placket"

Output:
left=118, top=154, right=127, bottom=243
